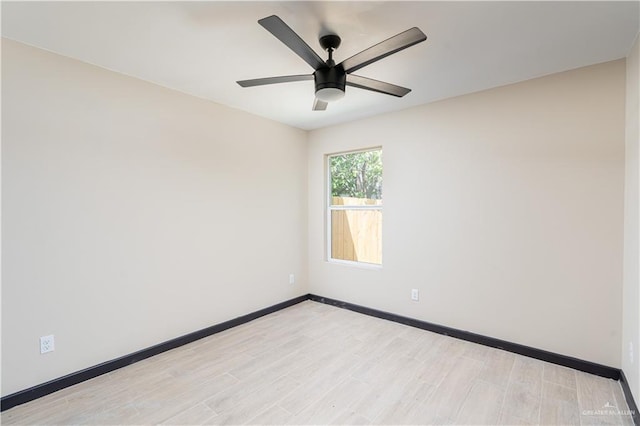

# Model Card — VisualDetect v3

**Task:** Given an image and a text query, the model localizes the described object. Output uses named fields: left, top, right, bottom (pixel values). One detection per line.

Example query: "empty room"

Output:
left=2, top=1, right=640, bottom=425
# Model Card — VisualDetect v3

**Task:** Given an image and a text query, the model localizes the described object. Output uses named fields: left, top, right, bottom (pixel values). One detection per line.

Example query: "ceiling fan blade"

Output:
left=340, top=27, right=426, bottom=74
left=313, top=98, right=328, bottom=111
left=237, top=74, right=313, bottom=87
left=259, top=15, right=326, bottom=71
left=346, top=74, right=411, bottom=97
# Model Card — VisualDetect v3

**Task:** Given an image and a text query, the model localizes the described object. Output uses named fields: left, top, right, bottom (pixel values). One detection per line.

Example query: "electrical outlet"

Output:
left=40, top=335, right=55, bottom=354
left=289, top=274, right=295, bottom=284
left=411, top=289, right=419, bottom=301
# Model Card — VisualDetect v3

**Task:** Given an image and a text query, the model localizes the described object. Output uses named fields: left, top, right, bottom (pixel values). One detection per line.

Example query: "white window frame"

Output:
left=326, top=147, right=383, bottom=268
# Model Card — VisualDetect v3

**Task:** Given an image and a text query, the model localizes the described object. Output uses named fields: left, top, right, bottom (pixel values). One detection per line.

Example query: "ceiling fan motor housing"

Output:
left=314, top=65, right=346, bottom=100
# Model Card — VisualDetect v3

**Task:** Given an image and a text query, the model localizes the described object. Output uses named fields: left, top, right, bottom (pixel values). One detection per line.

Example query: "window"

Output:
left=328, top=148, right=382, bottom=265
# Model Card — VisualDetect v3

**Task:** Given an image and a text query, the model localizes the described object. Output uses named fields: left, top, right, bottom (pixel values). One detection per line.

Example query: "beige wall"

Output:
left=623, top=33, right=640, bottom=401
left=308, top=60, right=626, bottom=368
left=1, top=39, right=308, bottom=396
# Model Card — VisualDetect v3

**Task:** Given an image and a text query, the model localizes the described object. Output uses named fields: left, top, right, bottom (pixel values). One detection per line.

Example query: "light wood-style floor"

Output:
left=2, top=301, right=634, bottom=425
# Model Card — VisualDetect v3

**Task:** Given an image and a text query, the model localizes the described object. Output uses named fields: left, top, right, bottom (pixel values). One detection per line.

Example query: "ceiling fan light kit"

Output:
left=237, top=15, right=427, bottom=111
left=315, top=87, right=345, bottom=102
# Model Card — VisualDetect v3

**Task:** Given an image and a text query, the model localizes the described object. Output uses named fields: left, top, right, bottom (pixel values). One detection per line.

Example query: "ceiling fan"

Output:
left=237, top=15, right=427, bottom=111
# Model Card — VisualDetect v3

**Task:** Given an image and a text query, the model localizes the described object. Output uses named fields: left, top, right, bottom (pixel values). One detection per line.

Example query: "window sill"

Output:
left=327, top=259, right=383, bottom=270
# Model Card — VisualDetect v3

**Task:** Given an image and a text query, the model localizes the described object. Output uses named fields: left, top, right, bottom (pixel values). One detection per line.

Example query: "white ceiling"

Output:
left=2, top=1, right=639, bottom=130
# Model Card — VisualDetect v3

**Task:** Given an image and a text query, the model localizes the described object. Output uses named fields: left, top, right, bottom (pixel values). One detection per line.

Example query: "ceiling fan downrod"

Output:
left=315, top=34, right=346, bottom=102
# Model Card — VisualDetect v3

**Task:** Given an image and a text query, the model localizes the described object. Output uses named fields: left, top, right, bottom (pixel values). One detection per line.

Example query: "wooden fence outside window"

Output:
left=331, top=196, right=382, bottom=264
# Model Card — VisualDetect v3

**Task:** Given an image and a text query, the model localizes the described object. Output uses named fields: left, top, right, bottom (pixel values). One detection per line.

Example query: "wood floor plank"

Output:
left=497, top=409, right=537, bottom=425
left=538, top=382, right=581, bottom=426
left=160, top=402, right=218, bottom=425
left=455, top=380, right=505, bottom=425
left=422, top=355, right=485, bottom=421
left=245, top=404, right=293, bottom=425
left=510, top=356, right=545, bottom=395
left=328, top=409, right=371, bottom=425
left=207, top=375, right=300, bottom=425
left=278, top=353, right=364, bottom=415
left=373, top=398, right=440, bottom=425
left=288, top=377, right=369, bottom=425
left=543, top=362, right=577, bottom=389
left=477, top=348, right=515, bottom=388
left=415, top=338, right=467, bottom=386
left=543, top=381, right=578, bottom=405
left=539, top=398, right=580, bottom=425
left=501, top=380, right=541, bottom=424
left=227, top=337, right=309, bottom=380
